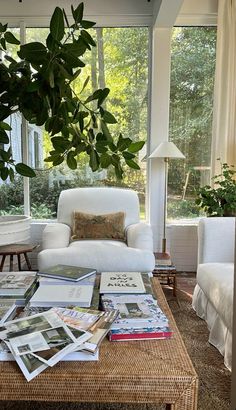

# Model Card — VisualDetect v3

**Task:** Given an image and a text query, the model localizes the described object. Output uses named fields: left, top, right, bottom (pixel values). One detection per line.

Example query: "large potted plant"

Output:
left=195, top=161, right=236, bottom=216
left=0, top=2, right=144, bottom=182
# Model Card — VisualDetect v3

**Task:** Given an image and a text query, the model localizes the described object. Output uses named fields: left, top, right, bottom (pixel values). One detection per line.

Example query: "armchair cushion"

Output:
left=42, top=223, right=71, bottom=249
left=71, top=211, right=125, bottom=241
left=126, top=222, right=153, bottom=252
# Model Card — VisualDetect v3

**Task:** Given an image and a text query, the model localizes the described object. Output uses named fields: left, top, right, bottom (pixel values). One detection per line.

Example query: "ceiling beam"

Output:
left=153, top=0, right=184, bottom=27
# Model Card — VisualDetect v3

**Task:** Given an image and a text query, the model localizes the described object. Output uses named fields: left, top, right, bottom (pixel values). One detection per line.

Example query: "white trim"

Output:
left=176, top=13, right=217, bottom=26
left=0, top=15, right=152, bottom=28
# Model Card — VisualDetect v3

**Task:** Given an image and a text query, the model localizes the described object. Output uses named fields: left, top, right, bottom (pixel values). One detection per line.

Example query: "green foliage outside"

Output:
left=0, top=3, right=145, bottom=182
left=168, top=27, right=216, bottom=218
left=196, top=162, right=236, bottom=216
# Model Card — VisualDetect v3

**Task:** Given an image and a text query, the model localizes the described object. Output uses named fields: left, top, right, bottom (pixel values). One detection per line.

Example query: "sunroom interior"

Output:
left=0, top=0, right=228, bottom=270
left=0, top=0, right=235, bottom=406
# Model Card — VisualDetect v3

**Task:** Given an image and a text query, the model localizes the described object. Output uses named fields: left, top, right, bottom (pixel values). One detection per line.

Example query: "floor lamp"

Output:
left=149, top=141, right=185, bottom=254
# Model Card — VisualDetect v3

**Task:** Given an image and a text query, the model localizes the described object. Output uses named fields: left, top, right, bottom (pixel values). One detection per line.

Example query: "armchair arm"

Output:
left=126, top=222, right=153, bottom=252
left=42, top=223, right=71, bottom=250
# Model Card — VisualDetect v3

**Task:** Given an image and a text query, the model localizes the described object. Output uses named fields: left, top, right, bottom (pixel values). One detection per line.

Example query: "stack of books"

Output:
left=154, top=258, right=176, bottom=272
left=0, top=272, right=38, bottom=306
left=100, top=272, right=172, bottom=341
left=30, top=264, right=97, bottom=308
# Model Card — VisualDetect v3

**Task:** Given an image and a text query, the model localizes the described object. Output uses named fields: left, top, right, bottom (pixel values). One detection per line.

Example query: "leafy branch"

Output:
left=195, top=160, right=236, bottom=216
left=0, top=3, right=145, bottom=181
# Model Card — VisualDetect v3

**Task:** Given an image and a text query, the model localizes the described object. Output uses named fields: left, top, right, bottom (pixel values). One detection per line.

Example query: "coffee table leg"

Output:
left=10, top=255, right=14, bottom=271
left=24, top=252, right=32, bottom=270
left=0, top=255, right=6, bottom=272
left=173, top=275, right=177, bottom=297
left=17, top=254, right=21, bottom=271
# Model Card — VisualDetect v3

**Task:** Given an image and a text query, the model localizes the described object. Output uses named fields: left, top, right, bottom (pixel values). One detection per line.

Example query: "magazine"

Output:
left=100, top=272, right=146, bottom=294
left=52, top=307, right=104, bottom=331
left=0, top=300, right=18, bottom=324
left=38, top=264, right=97, bottom=282
left=81, top=310, right=119, bottom=354
left=0, top=310, right=92, bottom=380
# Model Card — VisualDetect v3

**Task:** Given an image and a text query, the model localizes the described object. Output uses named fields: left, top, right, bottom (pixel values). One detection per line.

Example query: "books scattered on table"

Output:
left=100, top=271, right=146, bottom=294
left=29, top=284, right=94, bottom=308
left=0, top=309, right=93, bottom=381
left=37, top=264, right=97, bottom=282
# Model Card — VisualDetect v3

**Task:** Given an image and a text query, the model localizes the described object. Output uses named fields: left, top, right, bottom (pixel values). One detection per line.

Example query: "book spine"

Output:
left=109, top=331, right=173, bottom=341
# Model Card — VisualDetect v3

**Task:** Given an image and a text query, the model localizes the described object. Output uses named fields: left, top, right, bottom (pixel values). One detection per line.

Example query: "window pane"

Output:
left=0, top=29, right=24, bottom=216
left=26, top=27, right=149, bottom=220
left=168, top=27, right=216, bottom=221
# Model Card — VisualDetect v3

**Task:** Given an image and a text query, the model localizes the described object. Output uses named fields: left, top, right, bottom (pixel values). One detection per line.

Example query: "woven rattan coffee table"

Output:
left=0, top=278, right=198, bottom=409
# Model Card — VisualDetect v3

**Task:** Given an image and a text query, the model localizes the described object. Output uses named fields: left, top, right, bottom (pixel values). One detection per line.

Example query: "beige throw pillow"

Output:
left=71, top=211, right=126, bottom=241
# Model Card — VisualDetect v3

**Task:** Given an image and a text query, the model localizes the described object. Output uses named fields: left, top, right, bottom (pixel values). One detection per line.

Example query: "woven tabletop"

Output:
left=0, top=278, right=198, bottom=409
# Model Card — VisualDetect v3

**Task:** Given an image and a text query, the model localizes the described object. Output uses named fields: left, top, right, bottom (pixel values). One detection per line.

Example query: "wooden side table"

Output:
left=153, top=252, right=177, bottom=297
left=0, top=243, right=37, bottom=272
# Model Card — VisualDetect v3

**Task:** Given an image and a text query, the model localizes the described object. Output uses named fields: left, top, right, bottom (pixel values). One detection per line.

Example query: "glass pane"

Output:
left=167, top=27, right=216, bottom=221
left=26, top=27, right=149, bottom=220
left=0, top=29, right=24, bottom=216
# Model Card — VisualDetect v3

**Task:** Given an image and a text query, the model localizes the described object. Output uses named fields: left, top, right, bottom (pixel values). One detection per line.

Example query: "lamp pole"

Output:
left=162, top=157, right=169, bottom=254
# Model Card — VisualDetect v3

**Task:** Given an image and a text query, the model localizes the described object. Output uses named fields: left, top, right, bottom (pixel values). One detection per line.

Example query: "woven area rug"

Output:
left=1, top=285, right=231, bottom=410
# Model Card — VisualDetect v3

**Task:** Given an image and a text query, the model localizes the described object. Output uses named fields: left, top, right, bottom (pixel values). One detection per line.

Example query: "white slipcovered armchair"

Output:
left=38, top=187, right=155, bottom=273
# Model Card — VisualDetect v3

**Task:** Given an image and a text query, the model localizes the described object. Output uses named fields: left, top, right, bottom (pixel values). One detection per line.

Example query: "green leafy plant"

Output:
left=195, top=161, right=236, bottom=216
left=0, top=3, right=145, bottom=181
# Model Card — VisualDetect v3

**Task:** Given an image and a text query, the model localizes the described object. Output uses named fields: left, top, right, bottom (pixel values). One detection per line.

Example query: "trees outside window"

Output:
left=0, top=27, right=149, bottom=219
left=168, top=27, right=216, bottom=220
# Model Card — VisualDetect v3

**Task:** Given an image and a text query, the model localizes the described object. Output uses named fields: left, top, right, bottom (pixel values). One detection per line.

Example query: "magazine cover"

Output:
left=52, top=307, right=104, bottom=331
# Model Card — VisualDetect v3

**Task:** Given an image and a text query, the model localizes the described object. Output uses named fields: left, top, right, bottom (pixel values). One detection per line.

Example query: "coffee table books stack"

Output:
left=100, top=271, right=172, bottom=341
left=0, top=266, right=119, bottom=377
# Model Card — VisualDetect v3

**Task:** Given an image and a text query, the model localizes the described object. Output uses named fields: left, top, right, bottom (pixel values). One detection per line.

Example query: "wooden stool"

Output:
left=0, top=243, right=37, bottom=272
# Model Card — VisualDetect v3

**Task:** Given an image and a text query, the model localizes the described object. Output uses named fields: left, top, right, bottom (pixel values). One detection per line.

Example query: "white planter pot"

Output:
left=0, top=215, right=32, bottom=246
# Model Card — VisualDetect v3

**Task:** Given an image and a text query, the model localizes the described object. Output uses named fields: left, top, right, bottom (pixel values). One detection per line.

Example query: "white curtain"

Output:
left=211, top=0, right=236, bottom=178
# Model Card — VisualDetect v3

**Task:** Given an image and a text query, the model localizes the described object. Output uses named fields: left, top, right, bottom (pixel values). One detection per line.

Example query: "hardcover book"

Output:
left=0, top=272, right=37, bottom=297
left=109, top=325, right=173, bottom=341
left=101, top=294, right=167, bottom=324
left=29, top=284, right=94, bottom=308
left=100, top=272, right=146, bottom=294
left=38, top=264, right=97, bottom=282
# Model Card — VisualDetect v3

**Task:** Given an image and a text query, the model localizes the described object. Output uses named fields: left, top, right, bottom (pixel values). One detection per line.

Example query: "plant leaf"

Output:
left=128, top=141, right=145, bottom=153
left=15, top=163, right=36, bottom=177
left=102, top=110, right=117, bottom=124
left=4, top=31, right=20, bottom=45
left=18, top=42, right=47, bottom=64
left=50, top=7, right=65, bottom=41
left=67, top=151, right=77, bottom=170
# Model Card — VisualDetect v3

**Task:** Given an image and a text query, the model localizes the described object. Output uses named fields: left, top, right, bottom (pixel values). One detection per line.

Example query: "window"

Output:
left=0, top=28, right=24, bottom=216
left=167, top=27, right=216, bottom=221
left=25, top=27, right=149, bottom=219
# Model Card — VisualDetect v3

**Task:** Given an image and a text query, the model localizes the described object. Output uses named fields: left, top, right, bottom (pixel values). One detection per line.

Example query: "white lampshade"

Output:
left=149, top=141, right=185, bottom=159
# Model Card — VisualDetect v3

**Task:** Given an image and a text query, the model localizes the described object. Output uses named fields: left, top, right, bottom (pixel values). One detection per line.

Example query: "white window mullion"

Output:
left=20, top=20, right=30, bottom=216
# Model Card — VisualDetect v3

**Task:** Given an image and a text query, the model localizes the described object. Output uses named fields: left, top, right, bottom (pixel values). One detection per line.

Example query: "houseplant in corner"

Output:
left=0, top=2, right=144, bottom=182
left=195, top=161, right=236, bottom=216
